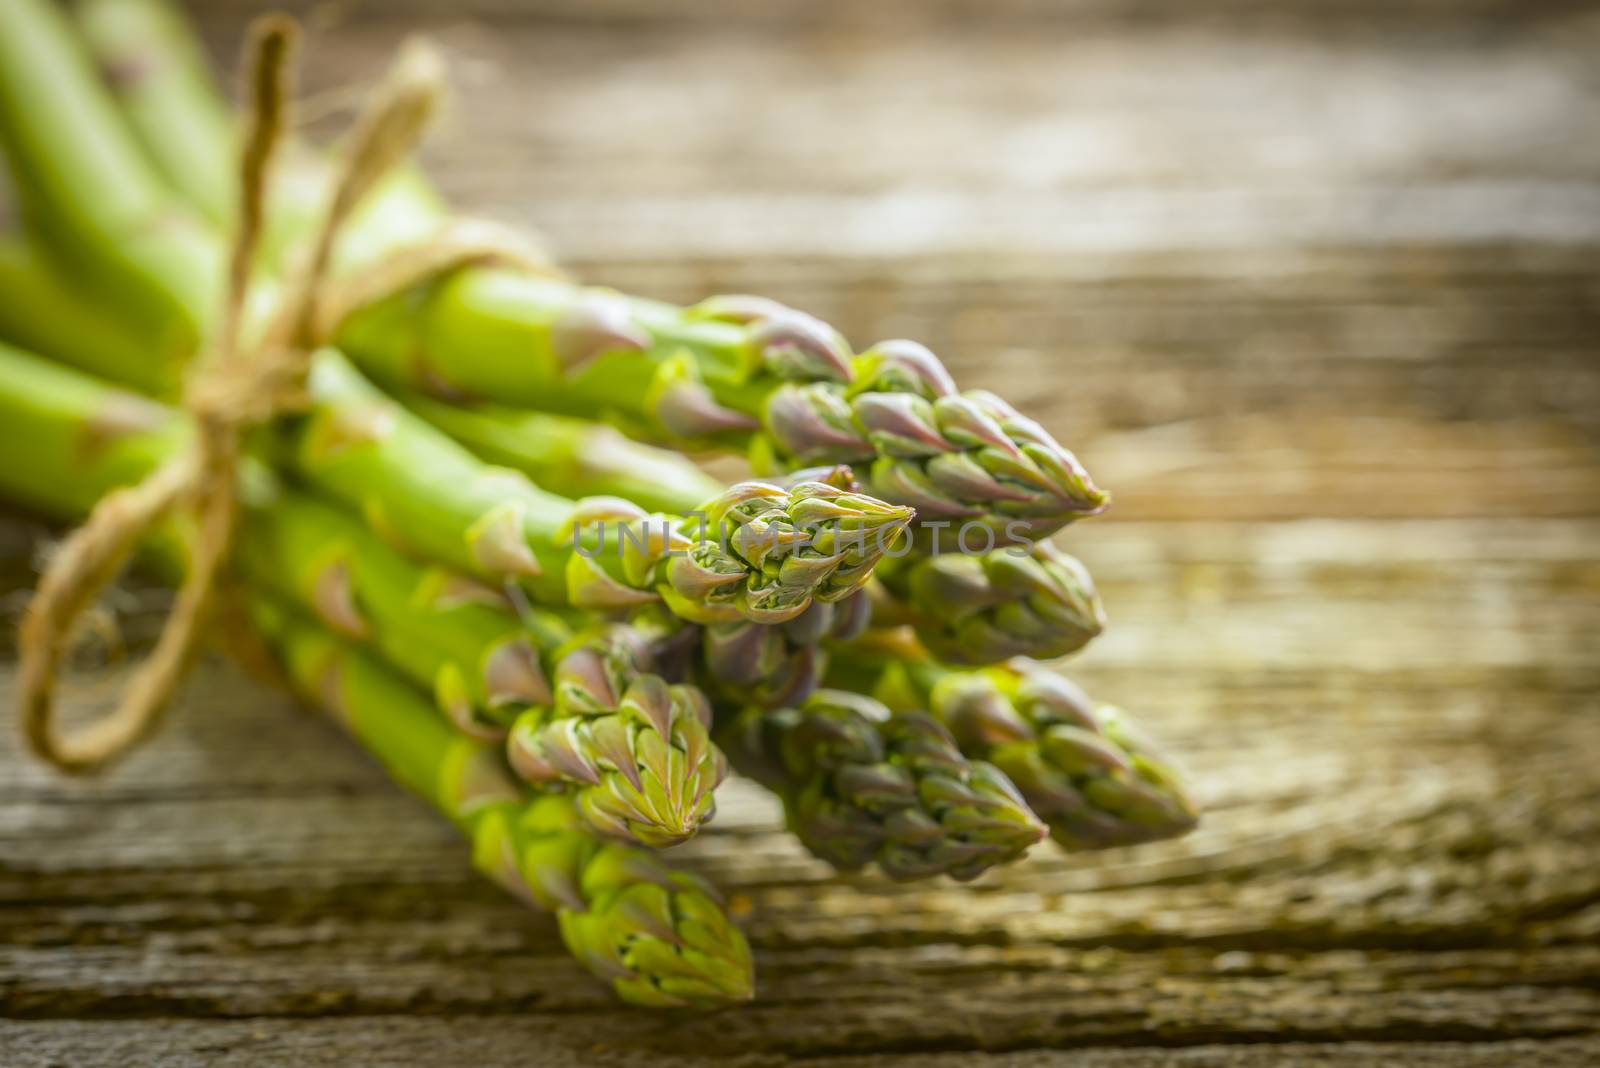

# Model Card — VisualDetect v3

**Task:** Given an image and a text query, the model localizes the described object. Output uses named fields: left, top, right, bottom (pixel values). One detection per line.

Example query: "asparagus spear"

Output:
left=287, top=351, right=915, bottom=626
left=833, top=638, right=1199, bottom=851
left=402, top=400, right=867, bottom=699
left=337, top=277, right=1108, bottom=552
left=0, top=0, right=220, bottom=363
left=0, top=339, right=726, bottom=848
left=718, top=689, right=1045, bottom=881
left=251, top=598, right=753, bottom=1008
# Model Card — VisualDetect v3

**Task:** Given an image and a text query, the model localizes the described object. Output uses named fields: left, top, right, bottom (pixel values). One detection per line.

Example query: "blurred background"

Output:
left=4, top=1, right=1598, bottom=1064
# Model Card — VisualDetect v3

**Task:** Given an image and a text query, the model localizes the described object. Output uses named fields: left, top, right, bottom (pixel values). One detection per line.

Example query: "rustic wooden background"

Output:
left=4, top=1, right=1599, bottom=1064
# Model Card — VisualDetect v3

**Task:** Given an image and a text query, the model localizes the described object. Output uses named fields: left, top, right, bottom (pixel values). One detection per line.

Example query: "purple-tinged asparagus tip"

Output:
left=688, top=294, right=854, bottom=383
left=853, top=339, right=957, bottom=399
left=749, top=310, right=854, bottom=383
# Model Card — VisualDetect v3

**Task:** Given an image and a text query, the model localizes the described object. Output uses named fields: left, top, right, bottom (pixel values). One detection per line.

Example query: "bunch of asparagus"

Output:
left=0, top=0, right=1200, bottom=1008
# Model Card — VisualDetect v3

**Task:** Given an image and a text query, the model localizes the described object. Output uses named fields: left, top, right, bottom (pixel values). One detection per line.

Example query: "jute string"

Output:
left=18, top=15, right=555, bottom=774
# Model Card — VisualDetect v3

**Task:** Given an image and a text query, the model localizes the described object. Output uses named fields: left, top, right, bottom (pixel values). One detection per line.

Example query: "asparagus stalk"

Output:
left=405, top=402, right=863, bottom=708
left=336, top=278, right=1108, bottom=552
left=250, top=598, right=753, bottom=1008
left=832, top=638, right=1199, bottom=851
left=717, top=689, right=1045, bottom=881
left=285, top=351, right=914, bottom=626
left=0, top=0, right=219, bottom=363
left=0, top=339, right=726, bottom=848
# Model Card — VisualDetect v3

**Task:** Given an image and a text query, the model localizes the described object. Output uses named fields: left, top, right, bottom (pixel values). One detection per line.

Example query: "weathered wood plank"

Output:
left=2, top=1, right=1597, bottom=1063
left=5, top=1020, right=1598, bottom=1068
left=235, top=12, right=1600, bottom=257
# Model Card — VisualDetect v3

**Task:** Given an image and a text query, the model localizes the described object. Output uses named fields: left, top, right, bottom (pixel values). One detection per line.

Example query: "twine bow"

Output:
left=18, top=16, right=553, bottom=774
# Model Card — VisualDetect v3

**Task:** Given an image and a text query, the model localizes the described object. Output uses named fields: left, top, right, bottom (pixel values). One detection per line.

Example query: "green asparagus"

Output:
left=833, top=639, right=1199, bottom=851
left=0, top=0, right=1223, bottom=1015
left=252, top=597, right=753, bottom=1008
left=717, top=689, right=1045, bottom=881
left=0, top=340, right=726, bottom=848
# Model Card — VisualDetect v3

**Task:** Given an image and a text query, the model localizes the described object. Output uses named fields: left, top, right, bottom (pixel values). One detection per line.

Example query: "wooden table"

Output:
left=4, top=2, right=1598, bottom=1064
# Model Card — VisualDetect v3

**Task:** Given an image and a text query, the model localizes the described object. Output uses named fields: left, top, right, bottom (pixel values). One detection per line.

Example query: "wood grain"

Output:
left=3, top=0, right=1598, bottom=1064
